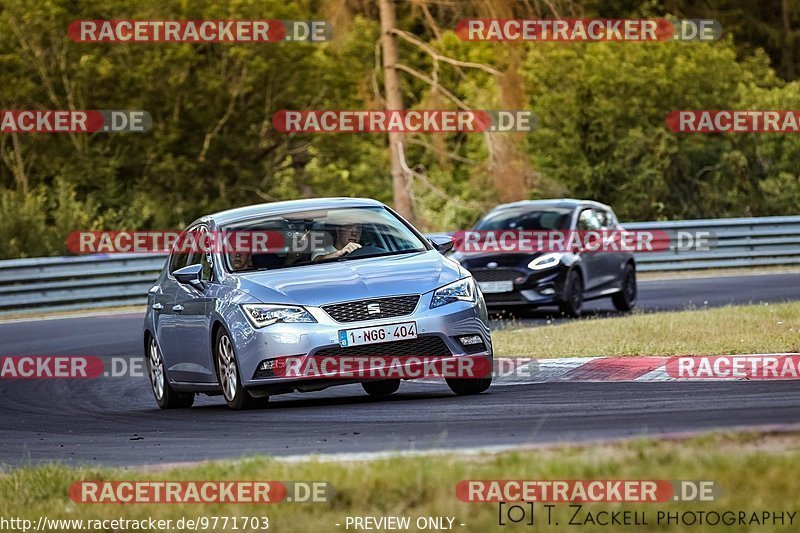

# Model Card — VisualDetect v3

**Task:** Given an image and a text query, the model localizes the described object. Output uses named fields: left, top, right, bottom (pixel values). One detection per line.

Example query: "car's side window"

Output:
left=577, top=208, right=601, bottom=231
left=596, top=209, right=615, bottom=229
left=197, top=227, right=214, bottom=282
left=169, top=226, right=209, bottom=276
left=169, top=234, right=191, bottom=274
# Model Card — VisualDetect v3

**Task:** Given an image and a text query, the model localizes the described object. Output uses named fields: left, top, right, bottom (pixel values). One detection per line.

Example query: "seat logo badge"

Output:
left=367, top=303, right=381, bottom=314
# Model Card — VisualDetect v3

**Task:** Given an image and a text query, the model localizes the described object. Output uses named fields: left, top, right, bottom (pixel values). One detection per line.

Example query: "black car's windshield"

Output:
left=476, top=207, right=572, bottom=231
left=222, top=206, right=428, bottom=272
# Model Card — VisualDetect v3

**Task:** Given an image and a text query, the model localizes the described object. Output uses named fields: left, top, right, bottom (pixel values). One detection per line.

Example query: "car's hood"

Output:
left=231, top=250, right=462, bottom=306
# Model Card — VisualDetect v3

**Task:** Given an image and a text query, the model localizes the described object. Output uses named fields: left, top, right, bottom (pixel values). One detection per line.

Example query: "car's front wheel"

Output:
left=446, top=375, right=492, bottom=395
left=362, top=379, right=401, bottom=396
left=558, top=268, right=584, bottom=318
left=612, top=263, right=637, bottom=312
left=146, top=336, right=194, bottom=409
left=215, top=328, right=269, bottom=410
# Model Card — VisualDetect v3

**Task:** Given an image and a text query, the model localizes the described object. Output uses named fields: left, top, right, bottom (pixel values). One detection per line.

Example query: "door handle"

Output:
left=152, top=303, right=163, bottom=311
left=172, top=304, right=184, bottom=313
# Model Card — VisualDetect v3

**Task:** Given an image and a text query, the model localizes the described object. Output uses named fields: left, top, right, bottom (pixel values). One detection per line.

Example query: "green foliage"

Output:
left=1, top=0, right=799, bottom=258
left=524, top=37, right=799, bottom=220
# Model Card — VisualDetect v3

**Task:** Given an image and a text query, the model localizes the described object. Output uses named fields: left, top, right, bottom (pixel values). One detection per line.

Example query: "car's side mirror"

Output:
left=173, top=264, right=204, bottom=290
left=427, top=234, right=455, bottom=254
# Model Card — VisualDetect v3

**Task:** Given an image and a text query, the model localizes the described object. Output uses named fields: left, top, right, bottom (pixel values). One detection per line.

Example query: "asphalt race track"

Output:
left=1, top=273, right=798, bottom=467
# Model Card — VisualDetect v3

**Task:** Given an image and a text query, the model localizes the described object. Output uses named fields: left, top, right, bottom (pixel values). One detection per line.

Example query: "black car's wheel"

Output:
left=559, top=268, right=584, bottom=318
left=362, top=379, right=401, bottom=396
left=612, top=263, right=637, bottom=312
left=446, top=375, right=492, bottom=395
left=146, top=335, right=194, bottom=409
left=215, top=328, right=269, bottom=410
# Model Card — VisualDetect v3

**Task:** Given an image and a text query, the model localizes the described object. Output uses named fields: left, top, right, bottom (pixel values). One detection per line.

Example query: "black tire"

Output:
left=362, top=379, right=401, bottom=396
left=145, top=335, right=194, bottom=409
left=446, top=375, right=492, bottom=395
left=215, top=328, right=269, bottom=410
left=558, top=268, right=584, bottom=318
left=612, top=263, right=637, bottom=312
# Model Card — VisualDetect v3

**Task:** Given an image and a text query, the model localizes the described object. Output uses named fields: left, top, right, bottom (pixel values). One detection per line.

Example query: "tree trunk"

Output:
left=782, top=0, right=795, bottom=80
left=378, top=0, right=415, bottom=222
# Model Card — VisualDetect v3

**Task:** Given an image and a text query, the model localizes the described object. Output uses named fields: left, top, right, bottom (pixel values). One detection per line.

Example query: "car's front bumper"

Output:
left=231, top=291, right=492, bottom=391
left=472, top=268, right=565, bottom=306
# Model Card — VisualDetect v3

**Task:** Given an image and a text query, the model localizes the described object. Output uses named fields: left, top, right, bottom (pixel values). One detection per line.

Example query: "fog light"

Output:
left=459, top=335, right=483, bottom=346
left=457, top=334, right=486, bottom=354
left=259, top=359, right=284, bottom=370
left=540, top=287, right=555, bottom=295
left=254, top=357, right=289, bottom=379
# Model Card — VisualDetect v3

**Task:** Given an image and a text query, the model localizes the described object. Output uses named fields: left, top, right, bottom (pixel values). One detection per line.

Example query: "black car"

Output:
left=451, top=199, right=637, bottom=317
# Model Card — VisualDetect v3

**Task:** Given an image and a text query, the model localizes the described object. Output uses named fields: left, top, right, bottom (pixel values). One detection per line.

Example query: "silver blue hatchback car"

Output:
left=144, top=198, right=493, bottom=409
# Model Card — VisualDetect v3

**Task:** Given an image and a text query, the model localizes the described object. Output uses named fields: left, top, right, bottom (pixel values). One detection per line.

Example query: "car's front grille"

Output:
left=483, top=291, right=526, bottom=303
left=322, top=295, right=420, bottom=323
left=471, top=268, right=526, bottom=282
left=313, top=336, right=452, bottom=358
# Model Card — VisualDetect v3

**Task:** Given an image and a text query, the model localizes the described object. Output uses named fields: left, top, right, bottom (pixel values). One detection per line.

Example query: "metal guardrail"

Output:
left=627, top=215, right=800, bottom=271
left=0, top=215, right=798, bottom=315
left=0, top=254, right=166, bottom=315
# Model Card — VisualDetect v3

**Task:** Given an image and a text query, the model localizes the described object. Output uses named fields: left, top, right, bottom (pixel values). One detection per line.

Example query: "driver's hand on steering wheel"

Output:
left=337, top=242, right=362, bottom=257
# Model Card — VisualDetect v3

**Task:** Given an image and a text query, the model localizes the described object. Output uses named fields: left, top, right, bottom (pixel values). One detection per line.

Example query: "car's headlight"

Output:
left=241, top=304, right=316, bottom=328
left=430, top=277, right=476, bottom=308
left=528, top=252, right=563, bottom=270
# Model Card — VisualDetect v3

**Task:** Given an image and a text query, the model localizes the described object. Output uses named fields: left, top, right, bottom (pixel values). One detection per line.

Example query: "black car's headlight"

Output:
left=430, top=277, right=476, bottom=308
left=241, top=304, right=316, bottom=328
left=528, top=252, right=563, bottom=270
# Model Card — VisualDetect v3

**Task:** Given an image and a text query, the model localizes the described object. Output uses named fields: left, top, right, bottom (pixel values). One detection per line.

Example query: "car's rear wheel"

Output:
left=446, top=375, right=492, bottom=395
left=146, top=336, right=194, bottom=409
left=612, top=263, right=637, bottom=312
left=362, top=379, right=401, bottom=397
left=215, top=328, right=269, bottom=410
left=558, top=268, right=584, bottom=318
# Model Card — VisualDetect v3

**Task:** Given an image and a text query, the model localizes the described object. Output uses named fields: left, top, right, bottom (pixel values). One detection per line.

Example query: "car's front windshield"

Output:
left=476, top=207, right=572, bottom=231
left=222, top=206, right=428, bottom=272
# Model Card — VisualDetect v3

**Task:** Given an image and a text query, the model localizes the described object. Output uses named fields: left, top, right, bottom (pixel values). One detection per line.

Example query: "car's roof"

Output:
left=487, top=198, right=612, bottom=213
left=198, top=197, right=386, bottom=226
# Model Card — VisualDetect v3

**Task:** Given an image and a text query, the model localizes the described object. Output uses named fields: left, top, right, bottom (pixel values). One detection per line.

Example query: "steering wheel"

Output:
left=343, top=244, right=386, bottom=257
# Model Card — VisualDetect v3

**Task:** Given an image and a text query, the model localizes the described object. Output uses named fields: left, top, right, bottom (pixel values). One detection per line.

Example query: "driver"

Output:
left=312, top=220, right=363, bottom=261
left=229, top=250, right=254, bottom=271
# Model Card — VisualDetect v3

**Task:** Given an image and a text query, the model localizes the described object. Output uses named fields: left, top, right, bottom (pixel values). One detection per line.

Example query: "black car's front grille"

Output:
left=471, top=268, right=526, bottom=282
left=313, top=336, right=452, bottom=358
left=483, top=291, right=526, bottom=303
left=322, top=295, right=419, bottom=323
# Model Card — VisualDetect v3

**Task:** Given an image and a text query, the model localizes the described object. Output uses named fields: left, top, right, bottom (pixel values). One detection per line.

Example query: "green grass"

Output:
left=2, top=431, right=800, bottom=532
left=493, top=302, right=800, bottom=357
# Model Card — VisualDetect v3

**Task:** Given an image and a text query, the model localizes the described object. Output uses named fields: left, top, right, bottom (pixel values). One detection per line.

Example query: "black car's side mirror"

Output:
left=427, top=234, right=455, bottom=254
left=173, top=264, right=204, bottom=290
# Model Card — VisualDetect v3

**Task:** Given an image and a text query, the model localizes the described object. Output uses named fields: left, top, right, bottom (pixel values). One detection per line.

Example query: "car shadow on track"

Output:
left=488, top=306, right=629, bottom=328
left=180, top=388, right=462, bottom=412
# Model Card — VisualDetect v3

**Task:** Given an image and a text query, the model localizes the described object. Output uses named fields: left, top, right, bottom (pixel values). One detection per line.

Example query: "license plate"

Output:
left=339, top=321, right=417, bottom=347
left=478, top=281, right=513, bottom=293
